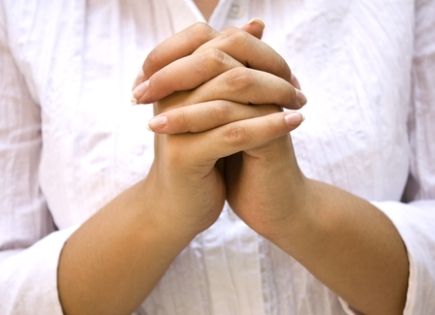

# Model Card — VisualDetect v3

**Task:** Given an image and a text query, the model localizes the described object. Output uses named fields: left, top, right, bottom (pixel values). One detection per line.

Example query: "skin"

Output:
left=194, top=0, right=219, bottom=20
left=133, top=21, right=409, bottom=315
left=57, top=20, right=304, bottom=315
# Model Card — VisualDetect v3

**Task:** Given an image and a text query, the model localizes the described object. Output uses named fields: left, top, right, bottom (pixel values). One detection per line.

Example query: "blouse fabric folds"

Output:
left=1, top=0, right=435, bottom=314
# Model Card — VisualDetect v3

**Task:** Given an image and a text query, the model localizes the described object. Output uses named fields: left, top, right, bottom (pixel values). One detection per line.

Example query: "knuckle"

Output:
left=174, top=108, right=189, bottom=131
left=223, top=125, right=249, bottom=146
left=145, top=49, right=159, bottom=67
left=203, top=48, right=227, bottom=69
left=226, top=67, right=254, bottom=92
left=223, top=27, right=245, bottom=41
left=211, top=101, right=231, bottom=122
left=191, top=22, right=214, bottom=40
left=225, top=28, right=247, bottom=47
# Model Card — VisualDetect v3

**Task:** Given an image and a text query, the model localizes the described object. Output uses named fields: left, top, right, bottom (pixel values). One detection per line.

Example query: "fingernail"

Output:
left=295, top=89, right=307, bottom=107
left=132, top=80, right=150, bottom=102
left=148, top=115, right=167, bottom=131
left=247, top=17, right=265, bottom=29
left=284, top=112, right=304, bottom=127
left=131, top=96, right=138, bottom=105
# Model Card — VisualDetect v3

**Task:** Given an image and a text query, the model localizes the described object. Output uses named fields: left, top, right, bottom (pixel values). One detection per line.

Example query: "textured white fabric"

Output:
left=0, top=0, right=434, bottom=314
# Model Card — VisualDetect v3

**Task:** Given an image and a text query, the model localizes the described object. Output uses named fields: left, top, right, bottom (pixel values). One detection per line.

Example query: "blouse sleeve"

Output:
left=0, top=3, right=75, bottom=314
left=343, top=1, right=435, bottom=314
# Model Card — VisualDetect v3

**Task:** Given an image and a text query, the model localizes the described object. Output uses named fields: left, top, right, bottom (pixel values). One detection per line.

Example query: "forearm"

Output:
left=58, top=177, right=196, bottom=315
left=265, top=179, right=408, bottom=315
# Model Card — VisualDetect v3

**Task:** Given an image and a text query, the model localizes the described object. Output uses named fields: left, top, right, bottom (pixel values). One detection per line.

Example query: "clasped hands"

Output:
left=132, top=20, right=309, bottom=240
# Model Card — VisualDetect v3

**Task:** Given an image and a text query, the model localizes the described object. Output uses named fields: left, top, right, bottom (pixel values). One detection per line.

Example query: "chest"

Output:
left=10, top=0, right=414, bottom=224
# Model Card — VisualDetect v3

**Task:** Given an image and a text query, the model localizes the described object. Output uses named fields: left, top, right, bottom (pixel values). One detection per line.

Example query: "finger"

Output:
left=189, top=111, right=304, bottom=162
left=202, top=68, right=307, bottom=108
left=148, top=101, right=280, bottom=134
left=132, top=68, right=145, bottom=91
left=158, top=67, right=306, bottom=110
left=240, top=18, right=265, bottom=39
left=134, top=54, right=302, bottom=105
left=195, top=27, right=292, bottom=82
left=134, top=20, right=266, bottom=88
left=291, top=73, right=301, bottom=90
left=141, top=23, right=219, bottom=81
left=134, top=24, right=294, bottom=102
left=135, top=50, right=243, bottom=103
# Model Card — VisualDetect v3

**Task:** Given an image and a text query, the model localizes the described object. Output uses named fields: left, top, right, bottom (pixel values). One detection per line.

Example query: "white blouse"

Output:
left=1, top=0, right=434, bottom=314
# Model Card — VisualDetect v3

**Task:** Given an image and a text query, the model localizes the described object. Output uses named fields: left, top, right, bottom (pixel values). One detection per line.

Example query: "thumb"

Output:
left=240, top=18, right=265, bottom=39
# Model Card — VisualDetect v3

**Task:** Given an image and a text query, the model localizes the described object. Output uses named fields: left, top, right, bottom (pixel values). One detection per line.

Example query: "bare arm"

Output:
left=256, top=176, right=408, bottom=315
left=58, top=178, right=198, bottom=315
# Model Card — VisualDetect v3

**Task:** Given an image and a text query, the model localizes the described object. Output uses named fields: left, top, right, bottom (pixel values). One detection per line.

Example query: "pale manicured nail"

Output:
left=131, top=96, right=138, bottom=105
left=132, top=80, right=150, bottom=101
left=284, top=112, right=304, bottom=127
left=295, top=89, right=307, bottom=107
left=247, top=17, right=265, bottom=29
left=148, top=115, right=167, bottom=131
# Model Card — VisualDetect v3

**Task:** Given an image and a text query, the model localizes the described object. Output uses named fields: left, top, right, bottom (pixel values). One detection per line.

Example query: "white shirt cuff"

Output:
left=372, top=201, right=435, bottom=315
left=0, top=226, right=77, bottom=315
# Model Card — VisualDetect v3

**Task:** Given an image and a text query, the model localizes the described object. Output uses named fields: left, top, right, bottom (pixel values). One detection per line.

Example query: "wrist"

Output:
left=143, top=166, right=222, bottom=240
left=258, top=175, right=315, bottom=243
